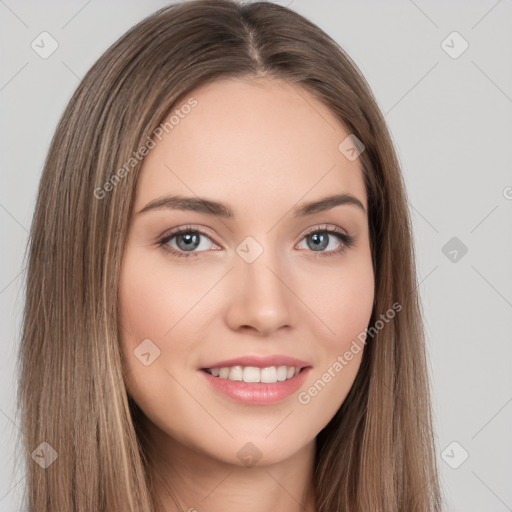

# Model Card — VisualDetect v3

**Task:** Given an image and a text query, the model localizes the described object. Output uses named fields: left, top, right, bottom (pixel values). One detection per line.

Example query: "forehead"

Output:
left=134, top=77, right=367, bottom=215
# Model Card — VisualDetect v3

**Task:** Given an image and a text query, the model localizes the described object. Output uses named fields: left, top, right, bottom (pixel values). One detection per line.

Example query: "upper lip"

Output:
left=201, top=355, right=311, bottom=370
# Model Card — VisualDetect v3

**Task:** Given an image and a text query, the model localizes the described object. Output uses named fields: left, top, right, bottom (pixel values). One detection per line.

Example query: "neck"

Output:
left=142, top=421, right=317, bottom=512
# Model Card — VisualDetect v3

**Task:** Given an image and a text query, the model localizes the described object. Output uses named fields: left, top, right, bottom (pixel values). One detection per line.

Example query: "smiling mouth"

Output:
left=202, top=365, right=304, bottom=384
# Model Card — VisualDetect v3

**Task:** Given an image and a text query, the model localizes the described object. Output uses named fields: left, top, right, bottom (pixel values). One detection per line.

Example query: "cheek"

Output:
left=118, top=248, right=213, bottom=343
left=118, top=250, right=190, bottom=395
left=297, top=253, right=375, bottom=349
left=293, top=254, right=374, bottom=418
left=117, top=250, right=212, bottom=442
left=331, top=269, right=374, bottom=346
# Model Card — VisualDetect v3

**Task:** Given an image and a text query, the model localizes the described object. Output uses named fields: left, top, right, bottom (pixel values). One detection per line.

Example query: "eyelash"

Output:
left=157, top=224, right=356, bottom=260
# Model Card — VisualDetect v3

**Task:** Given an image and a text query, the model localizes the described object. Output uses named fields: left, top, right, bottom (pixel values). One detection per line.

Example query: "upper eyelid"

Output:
left=301, top=224, right=348, bottom=237
left=161, top=225, right=215, bottom=242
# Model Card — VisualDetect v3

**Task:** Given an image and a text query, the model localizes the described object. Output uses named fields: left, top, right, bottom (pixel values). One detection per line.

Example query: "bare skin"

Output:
left=119, top=76, right=375, bottom=512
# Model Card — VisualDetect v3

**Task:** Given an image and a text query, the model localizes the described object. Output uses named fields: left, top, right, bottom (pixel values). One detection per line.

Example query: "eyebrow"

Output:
left=137, top=193, right=366, bottom=217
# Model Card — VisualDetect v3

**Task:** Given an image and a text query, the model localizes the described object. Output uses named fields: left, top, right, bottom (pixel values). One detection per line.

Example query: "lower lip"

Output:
left=200, top=368, right=311, bottom=405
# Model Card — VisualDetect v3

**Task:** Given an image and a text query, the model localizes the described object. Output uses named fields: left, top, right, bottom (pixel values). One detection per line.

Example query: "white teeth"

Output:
left=243, top=366, right=260, bottom=382
left=276, top=366, right=287, bottom=381
left=206, top=365, right=301, bottom=383
left=260, top=366, right=277, bottom=383
left=229, top=366, right=243, bottom=381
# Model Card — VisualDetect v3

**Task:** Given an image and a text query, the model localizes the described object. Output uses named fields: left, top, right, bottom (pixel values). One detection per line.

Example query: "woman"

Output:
left=16, top=1, right=442, bottom=510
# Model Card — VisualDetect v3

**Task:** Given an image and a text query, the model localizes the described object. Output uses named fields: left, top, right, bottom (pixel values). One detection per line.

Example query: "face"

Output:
left=118, top=77, right=374, bottom=469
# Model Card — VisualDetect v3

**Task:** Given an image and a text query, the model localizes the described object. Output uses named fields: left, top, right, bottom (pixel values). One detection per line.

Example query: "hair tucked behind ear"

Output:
left=16, top=1, right=442, bottom=510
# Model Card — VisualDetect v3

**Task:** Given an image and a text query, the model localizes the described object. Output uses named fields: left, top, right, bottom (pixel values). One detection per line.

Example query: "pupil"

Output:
left=309, top=233, right=328, bottom=251
left=177, top=233, right=200, bottom=251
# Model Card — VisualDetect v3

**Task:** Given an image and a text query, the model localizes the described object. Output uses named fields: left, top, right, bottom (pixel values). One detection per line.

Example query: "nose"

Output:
left=224, top=249, right=295, bottom=336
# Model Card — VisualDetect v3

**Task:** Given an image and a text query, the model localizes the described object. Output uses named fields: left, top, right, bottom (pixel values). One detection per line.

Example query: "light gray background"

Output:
left=1, top=1, right=511, bottom=511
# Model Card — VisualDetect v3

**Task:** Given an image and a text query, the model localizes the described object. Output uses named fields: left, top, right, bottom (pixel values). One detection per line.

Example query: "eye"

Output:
left=296, top=225, right=356, bottom=257
left=157, top=224, right=356, bottom=260
left=157, top=226, right=219, bottom=259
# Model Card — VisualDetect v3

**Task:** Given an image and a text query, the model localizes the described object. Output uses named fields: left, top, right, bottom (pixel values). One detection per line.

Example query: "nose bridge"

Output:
left=225, top=236, right=294, bottom=334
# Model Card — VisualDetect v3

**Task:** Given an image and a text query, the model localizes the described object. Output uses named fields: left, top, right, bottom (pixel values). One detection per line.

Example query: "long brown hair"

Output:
left=16, top=1, right=442, bottom=510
